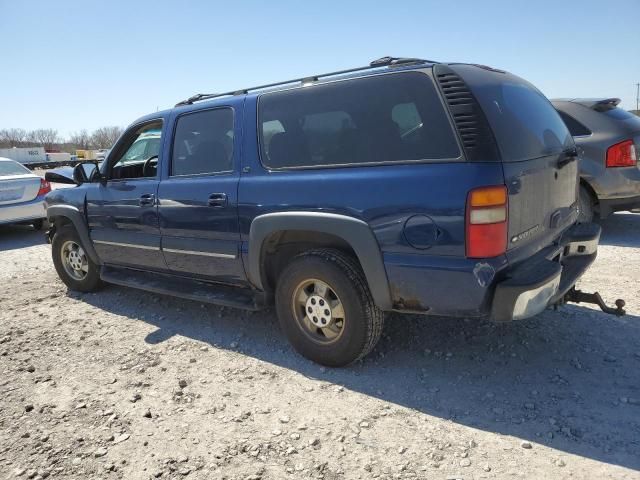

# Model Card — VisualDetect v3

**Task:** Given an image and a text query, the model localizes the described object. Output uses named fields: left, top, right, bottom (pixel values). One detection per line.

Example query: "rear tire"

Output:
left=51, top=226, right=103, bottom=292
left=275, top=249, right=384, bottom=367
left=577, top=185, right=595, bottom=223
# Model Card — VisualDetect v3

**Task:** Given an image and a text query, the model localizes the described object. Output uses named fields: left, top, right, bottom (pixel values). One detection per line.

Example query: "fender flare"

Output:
left=248, top=212, right=392, bottom=310
left=47, top=205, right=101, bottom=265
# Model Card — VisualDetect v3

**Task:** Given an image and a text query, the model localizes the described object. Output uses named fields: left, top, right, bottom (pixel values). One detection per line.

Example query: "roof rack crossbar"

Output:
left=174, top=56, right=436, bottom=107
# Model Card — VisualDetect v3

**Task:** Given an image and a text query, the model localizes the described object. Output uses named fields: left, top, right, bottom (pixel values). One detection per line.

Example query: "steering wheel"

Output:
left=142, top=155, right=159, bottom=177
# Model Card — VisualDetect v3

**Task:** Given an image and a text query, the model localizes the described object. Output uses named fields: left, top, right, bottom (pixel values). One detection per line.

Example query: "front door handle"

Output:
left=208, top=193, right=228, bottom=207
left=139, top=194, right=155, bottom=206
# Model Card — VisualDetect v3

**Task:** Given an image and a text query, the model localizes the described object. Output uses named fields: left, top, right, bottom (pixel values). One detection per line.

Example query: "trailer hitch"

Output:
left=564, top=287, right=626, bottom=316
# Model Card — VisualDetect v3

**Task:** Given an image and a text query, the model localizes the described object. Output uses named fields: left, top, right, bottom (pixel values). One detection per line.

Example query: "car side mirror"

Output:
left=72, top=161, right=102, bottom=185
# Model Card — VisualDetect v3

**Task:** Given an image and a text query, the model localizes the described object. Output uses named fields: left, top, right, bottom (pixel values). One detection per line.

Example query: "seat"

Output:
left=182, top=140, right=229, bottom=175
left=268, top=132, right=310, bottom=168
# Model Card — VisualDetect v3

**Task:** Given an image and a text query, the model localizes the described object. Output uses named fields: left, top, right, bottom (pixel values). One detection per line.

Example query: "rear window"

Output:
left=0, top=160, right=30, bottom=176
left=601, top=107, right=640, bottom=129
left=557, top=110, right=592, bottom=136
left=258, top=72, right=460, bottom=169
left=470, top=77, right=574, bottom=161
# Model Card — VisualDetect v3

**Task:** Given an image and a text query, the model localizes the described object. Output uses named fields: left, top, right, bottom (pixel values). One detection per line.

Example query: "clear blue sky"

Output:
left=1, top=0, right=639, bottom=138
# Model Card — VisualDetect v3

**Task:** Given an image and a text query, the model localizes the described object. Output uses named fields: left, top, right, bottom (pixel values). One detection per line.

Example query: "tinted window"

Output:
left=601, top=107, right=640, bottom=129
left=0, top=160, right=30, bottom=176
left=172, top=108, right=234, bottom=176
left=557, top=110, right=591, bottom=136
left=259, top=72, right=460, bottom=168
left=473, top=80, right=573, bottom=161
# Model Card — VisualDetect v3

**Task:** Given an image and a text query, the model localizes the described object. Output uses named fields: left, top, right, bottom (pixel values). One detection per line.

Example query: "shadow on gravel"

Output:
left=0, top=224, right=47, bottom=252
left=73, top=285, right=640, bottom=472
left=599, top=212, right=640, bottom=248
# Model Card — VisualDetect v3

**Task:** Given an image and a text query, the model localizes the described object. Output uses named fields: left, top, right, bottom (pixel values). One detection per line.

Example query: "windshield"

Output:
left=0, top=160, right=31, bottom=176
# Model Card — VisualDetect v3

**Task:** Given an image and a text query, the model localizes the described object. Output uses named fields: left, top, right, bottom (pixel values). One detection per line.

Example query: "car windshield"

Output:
left=0, top=160, right=31, bottom=176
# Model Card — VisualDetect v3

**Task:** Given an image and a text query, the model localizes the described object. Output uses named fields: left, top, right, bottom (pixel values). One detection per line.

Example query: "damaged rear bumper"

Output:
left=491, top=223, right=600, bottom=322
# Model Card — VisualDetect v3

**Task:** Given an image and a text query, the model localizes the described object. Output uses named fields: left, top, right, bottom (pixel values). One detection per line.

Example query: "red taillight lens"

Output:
left=606, top=140, right=637, bottom=168
left=466, top=185, right=508, bottom=258
left=37, top=178, right=51, bottom=196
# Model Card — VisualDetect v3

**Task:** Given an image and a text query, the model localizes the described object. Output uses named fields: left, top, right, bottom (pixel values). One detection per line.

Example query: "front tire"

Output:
left=51, top=226, right=103, bottom=292
left=275, top=249, right=384, bottom=367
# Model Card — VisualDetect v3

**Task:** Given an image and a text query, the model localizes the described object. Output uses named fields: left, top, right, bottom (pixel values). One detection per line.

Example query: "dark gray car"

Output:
left=552, top=98, right=640, bottom=222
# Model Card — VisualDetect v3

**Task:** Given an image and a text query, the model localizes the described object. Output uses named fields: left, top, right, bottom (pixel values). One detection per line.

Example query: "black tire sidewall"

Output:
left=578, top=186, right=594, bottom=223
left=276, top=253, right=373, bottom=367
left=51, top=227, right=102, bottom=292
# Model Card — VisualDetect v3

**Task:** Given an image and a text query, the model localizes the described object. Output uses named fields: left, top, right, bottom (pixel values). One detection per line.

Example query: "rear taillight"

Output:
left=37, top=178, right=51, bottom=196
left=466, top=185, right=508, bottom=258
left=606, top=140, right=637, bottom=168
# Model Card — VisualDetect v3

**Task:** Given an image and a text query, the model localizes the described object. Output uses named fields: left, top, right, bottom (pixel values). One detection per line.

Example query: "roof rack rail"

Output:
left=175, top=56, right=437, bottom=107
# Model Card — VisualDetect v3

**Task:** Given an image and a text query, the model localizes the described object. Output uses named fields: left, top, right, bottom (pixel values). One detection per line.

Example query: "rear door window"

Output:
left=258, top=72, right=460, bottom=168
left=467, top=74, right=574, bottom=161
left=171, top=108, right=234, bottom=176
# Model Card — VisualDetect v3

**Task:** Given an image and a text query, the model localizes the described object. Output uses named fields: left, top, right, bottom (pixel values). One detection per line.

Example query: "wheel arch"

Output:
left=47, top=205, right=101, bottom=265
left=248, top=212, right=393, bottom=310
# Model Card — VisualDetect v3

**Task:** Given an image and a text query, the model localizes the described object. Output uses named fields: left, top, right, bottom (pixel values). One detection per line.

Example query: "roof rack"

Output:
left=175, top=56, right=436, bottom=107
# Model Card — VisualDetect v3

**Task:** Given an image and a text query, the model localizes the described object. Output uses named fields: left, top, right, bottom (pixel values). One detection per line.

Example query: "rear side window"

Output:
left=171, top=108, right=234, bottom=176
left=472, top=79, right=574, bottom=161
left=259, top=72, right=460, bottom=169
left=557, top=110, right=592, bottom=136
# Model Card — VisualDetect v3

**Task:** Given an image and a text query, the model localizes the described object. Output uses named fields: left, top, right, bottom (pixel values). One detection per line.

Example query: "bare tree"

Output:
left=68, top=129, right=92, bottom=149
left=91, top=126, right=123, bottom=149
left=0, top=128, right=28, bottom=147
left=27, top=129, right=60, bottom=149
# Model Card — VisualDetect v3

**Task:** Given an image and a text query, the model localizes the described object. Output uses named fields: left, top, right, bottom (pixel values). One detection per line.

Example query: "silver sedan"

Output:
left=0, top=157, right=50, bottom=230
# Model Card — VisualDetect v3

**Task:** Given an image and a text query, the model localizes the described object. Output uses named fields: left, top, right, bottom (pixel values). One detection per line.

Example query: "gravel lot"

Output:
left=1, top=213, right=639, bottom=480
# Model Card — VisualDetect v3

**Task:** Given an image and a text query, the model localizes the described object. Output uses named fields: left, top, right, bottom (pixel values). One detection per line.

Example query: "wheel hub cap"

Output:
left=305, top=294, right=332, bottom=327
left=61, top=240, right=88, bottom=280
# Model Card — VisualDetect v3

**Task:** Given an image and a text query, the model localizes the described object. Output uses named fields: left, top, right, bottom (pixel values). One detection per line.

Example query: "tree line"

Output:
left=0, top=127, right=124, bottom=151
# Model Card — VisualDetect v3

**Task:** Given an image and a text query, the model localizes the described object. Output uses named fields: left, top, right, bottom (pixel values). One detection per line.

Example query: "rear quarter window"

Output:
left=258, top=72, right=460, bottom=169
left=459, top=67, right=574, bottom=162
left=557, top=110, right=592, bottom=136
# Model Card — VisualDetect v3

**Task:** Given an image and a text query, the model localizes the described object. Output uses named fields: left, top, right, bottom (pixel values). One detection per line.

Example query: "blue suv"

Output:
left=45, top=57, right=619, bottom=366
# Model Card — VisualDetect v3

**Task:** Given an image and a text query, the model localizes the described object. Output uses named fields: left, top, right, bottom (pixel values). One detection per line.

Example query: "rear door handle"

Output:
left=208, top=193, right=228, bottom=207
left=139, top=194, right=155, bottom=206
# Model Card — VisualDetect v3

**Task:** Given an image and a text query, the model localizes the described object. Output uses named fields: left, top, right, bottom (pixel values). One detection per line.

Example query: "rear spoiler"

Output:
left=553, top=97, right=621, bottom=112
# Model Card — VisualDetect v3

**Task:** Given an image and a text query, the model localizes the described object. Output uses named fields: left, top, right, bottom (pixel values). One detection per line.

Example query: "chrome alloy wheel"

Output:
left=61, top=240, right=89, bottom=281
left=291, top=279, right=345, bottom=344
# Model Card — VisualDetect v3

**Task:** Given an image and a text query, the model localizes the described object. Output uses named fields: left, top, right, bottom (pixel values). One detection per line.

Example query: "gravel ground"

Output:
left=1, top=213, right=639, bottom=480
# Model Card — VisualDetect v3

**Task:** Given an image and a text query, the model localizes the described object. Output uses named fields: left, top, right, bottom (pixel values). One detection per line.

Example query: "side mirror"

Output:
left=72, top=162, right=101, bottom=185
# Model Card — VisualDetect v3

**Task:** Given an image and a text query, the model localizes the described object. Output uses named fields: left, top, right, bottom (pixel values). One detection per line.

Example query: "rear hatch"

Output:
left=445, top=64, right=578, bottom=263
left=0, top=161, right=41, bottom=205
